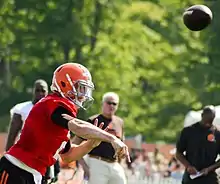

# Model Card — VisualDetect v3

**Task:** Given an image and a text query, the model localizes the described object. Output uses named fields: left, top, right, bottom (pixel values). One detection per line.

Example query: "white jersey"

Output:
left=10, top=101, right=33, bottom=127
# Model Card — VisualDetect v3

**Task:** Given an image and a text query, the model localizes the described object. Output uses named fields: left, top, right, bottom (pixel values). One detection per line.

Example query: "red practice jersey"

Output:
left=7, top=93, right=77, bottom=175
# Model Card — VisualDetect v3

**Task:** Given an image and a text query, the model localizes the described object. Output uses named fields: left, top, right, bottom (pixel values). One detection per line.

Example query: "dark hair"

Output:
left=202, top=105, right=215, bottom=115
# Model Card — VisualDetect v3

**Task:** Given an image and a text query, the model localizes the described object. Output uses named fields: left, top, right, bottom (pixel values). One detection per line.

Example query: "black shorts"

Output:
left=0, top=156, right=37, bottom=184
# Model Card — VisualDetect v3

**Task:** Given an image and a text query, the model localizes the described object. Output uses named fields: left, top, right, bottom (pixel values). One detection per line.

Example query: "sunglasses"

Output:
left=106, top=101, right=117, bottom=106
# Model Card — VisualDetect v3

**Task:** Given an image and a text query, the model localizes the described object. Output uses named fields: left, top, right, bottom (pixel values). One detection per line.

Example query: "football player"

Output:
left=0, top=63, right=130, bottom=184
left=6, top=79, right=48, bottom=151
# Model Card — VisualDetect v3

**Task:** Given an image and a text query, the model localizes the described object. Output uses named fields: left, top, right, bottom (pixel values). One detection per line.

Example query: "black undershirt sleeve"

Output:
left=51, top=106, right=73, bottom=154
left=60, top=140, right=71, bottom=154
left=51, top=106, right=73, bottom=130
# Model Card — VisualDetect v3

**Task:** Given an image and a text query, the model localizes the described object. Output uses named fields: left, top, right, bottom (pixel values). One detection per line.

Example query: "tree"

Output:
left=1, top=0, right=218, bottom=144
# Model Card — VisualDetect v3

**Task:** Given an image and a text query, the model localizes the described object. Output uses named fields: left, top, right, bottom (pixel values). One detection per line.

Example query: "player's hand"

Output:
left=87, top=120, right=109, bottom=148
left=111, top=138, right=131, bottom=162
left=200, top=167, right=211, bottom=176
left=186, top=165, right=197, bottom=175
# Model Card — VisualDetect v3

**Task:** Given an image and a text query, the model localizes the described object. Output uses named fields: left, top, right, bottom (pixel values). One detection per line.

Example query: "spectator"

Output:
left=73, top=92, right=127, bottom=184
left=176, top=105, right=220, bottom=184
left=5, top=79, right=48, bottom=150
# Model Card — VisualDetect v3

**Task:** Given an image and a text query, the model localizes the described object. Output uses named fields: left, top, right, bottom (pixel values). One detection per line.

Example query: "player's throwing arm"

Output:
left=63, top=114, right=130, bottom=162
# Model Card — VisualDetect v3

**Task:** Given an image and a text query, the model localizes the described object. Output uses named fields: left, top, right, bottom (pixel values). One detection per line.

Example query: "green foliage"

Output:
left=0, top=0, right=219, bottom=143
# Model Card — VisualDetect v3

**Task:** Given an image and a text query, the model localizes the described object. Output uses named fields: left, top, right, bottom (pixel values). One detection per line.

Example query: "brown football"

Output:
left=183, top=5, right=213, bottom=31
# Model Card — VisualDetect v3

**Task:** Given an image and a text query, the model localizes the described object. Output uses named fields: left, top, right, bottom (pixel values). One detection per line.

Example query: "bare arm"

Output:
left=62, top=122, right=108, bottom=163
left=63, top=114, right=130, bottom=161
left=60, top=140, right=97, bottom=163
left=5, top=113, right=23, bottom=151
left=175, top=128, right=197, bottom=174
left=206, top=138, right=220, bottom=172
left=207, top=159, right=220, bottom=172
left=121, top=120, right=125, bottom=141
left=64, top=114, right=116, bottom=143
left=71, top=135, right=88, bottom=164
left=78, top=158, right=88, bottom=169
left=176, top=151, right=191, bottom=168
left=175, top=128, right=191, bottom=168
left=118, top=120, right=125, bottom=162
left=78, top=157, right=90, bottom=179
left=72, top=135, right=84, bottom=145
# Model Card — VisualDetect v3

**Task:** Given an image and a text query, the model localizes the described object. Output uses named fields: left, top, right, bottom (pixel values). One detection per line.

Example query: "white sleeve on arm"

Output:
left=10, top=104, right=22, bottom=117
left=9, top=101, right=33, bottom=121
